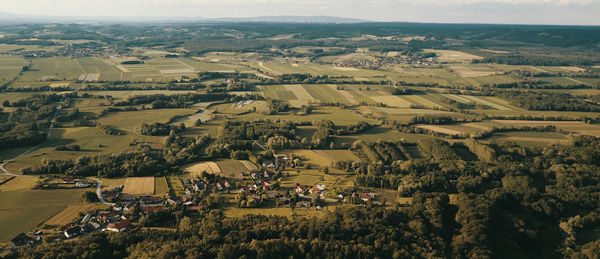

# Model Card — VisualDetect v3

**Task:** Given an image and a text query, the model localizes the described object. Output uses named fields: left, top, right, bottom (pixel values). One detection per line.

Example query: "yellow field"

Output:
left=122, top=177, right=155, bottom=195
left=369, top=95, right=413, bottom=108
left=240, top=160, right=258, bottom=170
left=99, top=178, right=126, bottom=191
left=45, top=204, right=107, bottom=226
left=424, top=49, right=483, bottom=63
left=0, top=177, right=38, bottom=191
left=182, top=161, right=222, bottom=176
left=331, top=85, right=359, bottom=105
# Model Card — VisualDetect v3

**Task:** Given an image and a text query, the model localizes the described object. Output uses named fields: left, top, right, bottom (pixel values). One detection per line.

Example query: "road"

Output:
left=92, top=179, right=115, bottom=206
left=253, top=140, right=268, bottom=151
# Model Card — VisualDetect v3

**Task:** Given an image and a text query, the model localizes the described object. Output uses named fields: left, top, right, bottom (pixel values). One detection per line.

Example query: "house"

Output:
left=75, top=181, right=90, bottom=188
left=359, top=193, right=376, bottom=202
left=107, top=220, right=132, bottom=232
left=310, top=187, right=322, bottom=194
left=82, top=224, right=96, bottom=233
left=8, top=233, right=41, bottom=248
left=122, top=194, right=136, bottom=201
left=90, top=222, right=101, bottom=230
left=277, top=197, right=291, bottom=204
left=140, top=196, right=162, bottom=205
left=295, top=185, right=308, bottom=193
left=265, top=192, right=277, bottom=200
left=262, top=161, right=275, bottom=169
left=193, top=183, right=204, bottom=192
left=64, top=226, right=81, bottom=238
left=142, top=206, right=167, bottom=213
left=123, top=201, right=136, bottom=211
left=59, top=223, right=74, bottom=232
left=296, top=201, right=311, bottom=208
left=261, top=181, right=272, bottom=189
left=62, top=177, right=76, bottom=184
left=188, top=204, right=203, bottom=211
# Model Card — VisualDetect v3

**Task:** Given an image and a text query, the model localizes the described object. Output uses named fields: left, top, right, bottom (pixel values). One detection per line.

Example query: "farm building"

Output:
left=107, top=220, right=132, bottom=232
left=7, top=233, right=41, bottom=248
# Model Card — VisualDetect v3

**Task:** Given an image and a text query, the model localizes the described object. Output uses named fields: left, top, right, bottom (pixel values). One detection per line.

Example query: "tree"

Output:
left=179, top=216, right=192, bottom=232
left=82, top=191, right=99, bottom=203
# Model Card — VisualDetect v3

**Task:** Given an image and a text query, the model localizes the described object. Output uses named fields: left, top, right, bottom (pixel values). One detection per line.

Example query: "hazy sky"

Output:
left=2, top=0, right=599, bottom=25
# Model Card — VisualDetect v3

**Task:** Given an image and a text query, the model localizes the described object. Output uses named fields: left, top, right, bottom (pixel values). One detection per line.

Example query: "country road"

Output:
left=92, top=179, right=115, bottom=206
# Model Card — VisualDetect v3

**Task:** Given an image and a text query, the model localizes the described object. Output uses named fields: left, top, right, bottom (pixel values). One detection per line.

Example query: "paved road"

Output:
left=253, top=140, right=268, bottom=151
left=92, top=179, right=115, bottom=206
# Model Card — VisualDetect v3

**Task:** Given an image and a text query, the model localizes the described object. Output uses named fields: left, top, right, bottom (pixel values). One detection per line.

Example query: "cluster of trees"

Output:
left=497, top=91, right=600, bottom=112
left=475, top=54, right=597, bottom=66
left=20, top=147, right=172, bottom=178
left=55, top=144, right=81, bottom=151
left=139, top=122, right=185, bottom=136
left=113, top=93, right=235, bottom=108
left=96, top=124, right=123, bottom=135
left=7, top=206, right=458, bottom=259
left=417, top=139, right=461, bottom=161
left=163, top=132, right=211, bottom=165
left=311, top=120, right=334, bottom=148
left=351, top=140, right=409, bottom=164
left=473, top=125, right=557, bottom=139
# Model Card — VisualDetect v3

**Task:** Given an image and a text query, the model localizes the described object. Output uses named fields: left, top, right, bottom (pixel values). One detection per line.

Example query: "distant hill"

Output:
left=209, top=16, right=368, bottom=24
left=0, top=12, right=368, bottom=24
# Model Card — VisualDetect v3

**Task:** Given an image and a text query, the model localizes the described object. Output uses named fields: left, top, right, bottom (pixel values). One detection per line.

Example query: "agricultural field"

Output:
left=44, top=204, right=107, bottom=226
left=182, top=161, right=222, bottom=177
left=154, top=177, right=170, bottom=195
left=424, top=49, right=483, bottom=63
left=122, top=177, right=155, bottom=195
left=482, top=131, right=571, bottom=147
left=13, top=57, right=84, bottom=87
left=3, top=22, right=600, bottom=258
left=215, top=160, right=257, bottom=178
left=236, top=106, right=379, bottom=126
left=0, top=188, right=87, bottom=242
left=0, top=177, right=37, bottom=192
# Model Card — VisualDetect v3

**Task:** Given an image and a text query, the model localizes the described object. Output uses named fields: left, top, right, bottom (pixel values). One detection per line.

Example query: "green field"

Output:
left=0, top=188, right=87, bottom=242
left=14, top=57, right=83, bottom=86
left=236, top=106, right=379, bottom=126
left=154, top=177, right=170, bottom=195
left=215, top=159, right=256, bottom=177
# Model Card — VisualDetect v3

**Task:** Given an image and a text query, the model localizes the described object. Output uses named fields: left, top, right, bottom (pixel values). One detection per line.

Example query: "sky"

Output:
left=1, top=0, right=599, bottom=25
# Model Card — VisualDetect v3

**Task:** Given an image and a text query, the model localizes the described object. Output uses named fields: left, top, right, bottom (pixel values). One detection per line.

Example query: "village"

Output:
left=4, top=153, right=378, bottom=250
